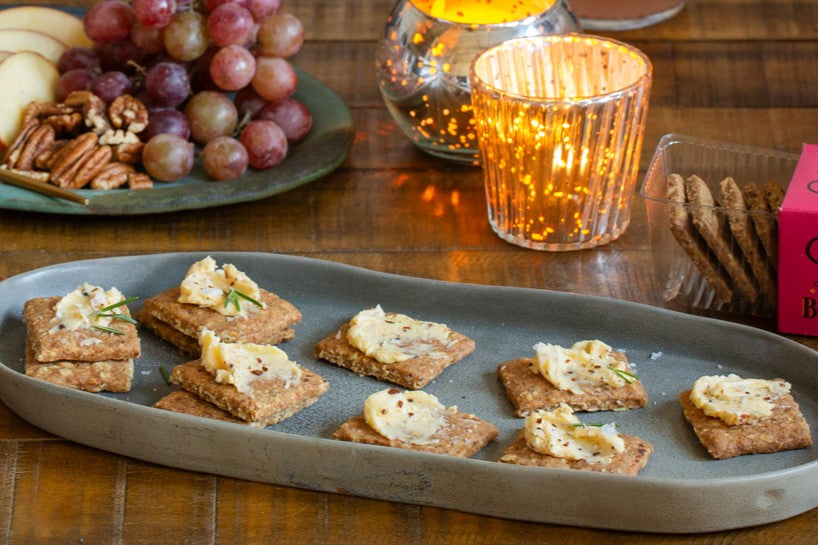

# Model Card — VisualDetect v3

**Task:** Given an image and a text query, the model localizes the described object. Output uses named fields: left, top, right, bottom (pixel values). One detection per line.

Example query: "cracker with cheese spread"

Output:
left=168, top=329, right=328, bottom=426
left=314, top=305, right=475, bottom=389
left=153, top=390, right=265, bottom=428
left=679, top=374, right=811, bottom=459
left=497, top=340, right=648, bottom=416
left=136, top=257, right=301, bottom=356
left=498, top=404, right=653, bottom=475
left=333, top=388, right=499, bottom=457
left=22, top=284, right=139, bottom=393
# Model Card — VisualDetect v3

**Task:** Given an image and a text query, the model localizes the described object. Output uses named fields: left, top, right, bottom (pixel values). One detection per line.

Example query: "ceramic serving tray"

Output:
left=0, top=252, right=815, bottom=532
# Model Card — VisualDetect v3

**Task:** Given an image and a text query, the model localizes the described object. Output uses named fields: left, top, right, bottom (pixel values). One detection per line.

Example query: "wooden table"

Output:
left=1, top=0, right=817, bottom=542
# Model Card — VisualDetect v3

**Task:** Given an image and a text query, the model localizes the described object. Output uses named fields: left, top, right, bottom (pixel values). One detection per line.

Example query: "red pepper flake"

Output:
left=388, top=388, right=400, bottom=395
left=397, top=400, right=404, bottom=408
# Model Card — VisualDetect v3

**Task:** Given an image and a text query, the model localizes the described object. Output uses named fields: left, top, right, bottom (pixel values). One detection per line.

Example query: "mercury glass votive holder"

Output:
left=376, top=0, right=579, bottom=164
left=469, top=34, right=652, bottom=251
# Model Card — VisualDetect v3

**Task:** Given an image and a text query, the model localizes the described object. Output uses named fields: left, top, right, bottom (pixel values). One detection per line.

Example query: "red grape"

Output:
left=84, top=0, right=134, bottom=44
left=207, top=3, right=254, bottom=47
left=142, top=134, right=195, bottom=181
left=57, top=47, right=100, bottom=74
left=257, top=98, right=311, bottom=143
left=130, top=23, right=166, bottom=55
left=110, top=39, right=149, bottom=71
left=239, top=119, right=287, bottom=169
left=203, top=0, right=251, bottom=13
left=146, top=61, right=191, bottom=107
left=209, top=45, right=255, bottom=91
left=132, top=0, right=176, bottom=28
left=250, top=56, right=296, bottom=101
left=202, top=136, right=249, bottom=180
left=257, top=13, right=303, bottom=58
left=90, top=71, right=134, bottom=103
left=143, top=109, right=191, bottom=141
left=164, top=10, right=209, bottom=62
left=56, top=69, right=95, bottom=101
left=233, top=86, right=266, bottom=118
left=184, top=91, right=238, bottom=144
left=249, top=0, right=280, bottom=22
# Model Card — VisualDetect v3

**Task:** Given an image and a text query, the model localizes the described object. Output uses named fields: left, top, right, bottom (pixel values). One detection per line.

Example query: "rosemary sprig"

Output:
left=608, top=366, right=640, bottom=384
left=223, top=288, right=263, bottom=311
left=159, top=365, right=172, bottom=385
left=92, top=296, right=139, bottom=335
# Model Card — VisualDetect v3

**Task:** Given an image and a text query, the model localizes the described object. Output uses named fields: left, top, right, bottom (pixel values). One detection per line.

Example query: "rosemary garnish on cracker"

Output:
left=608, top=366, right=640, bottom=384
left=223, top=288, right=263, bottom=311
left=159, top=365, right=172, bottom=385
left=92, top=296, right=139, bottom=335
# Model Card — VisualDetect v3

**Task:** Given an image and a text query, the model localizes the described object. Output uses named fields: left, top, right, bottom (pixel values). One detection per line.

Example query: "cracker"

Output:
left=333, top=412, right=498, bottom=458
left=24, top=296, right=140, bottom=363
left=742, top=182, right=778, bottom=270
left=24, top=338, right=133, bottom=393
left=763, top=181, right=786, bottom=218
left=719, top=177, right=777, bottom=306
left=686, top=175, right=758, bottom=302
left=138, top=287, right=300, bottom=355
left=314, top=321, right=475, bottom=389
left=666, top=173, right=735, bottom=303
left=499, top=430, right=653, bottom=476
left=169, top=360, right=328, bottom=426
left=497, top=357, right=648, bottom=416
left=679, top=389, right=812, bottom=460
left=153, top=390, right=264, bottom=428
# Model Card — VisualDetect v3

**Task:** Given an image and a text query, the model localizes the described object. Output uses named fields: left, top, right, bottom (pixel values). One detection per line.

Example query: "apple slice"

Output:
left=0, top=51, right=58, bottom=150
left=0, top=6, right=92, bottom=49
left=0, top=29, right=67, bottom=64
left=0, top=50, right=11, bottom=63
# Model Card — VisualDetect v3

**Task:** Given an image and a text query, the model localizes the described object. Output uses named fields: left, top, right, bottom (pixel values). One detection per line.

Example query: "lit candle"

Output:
left=469, top=35, right=652, bottom=251
left=376, top=0, right=579, bottom=163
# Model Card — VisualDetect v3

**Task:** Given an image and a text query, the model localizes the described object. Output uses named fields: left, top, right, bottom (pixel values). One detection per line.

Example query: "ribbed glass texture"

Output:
left=470, top=35, right=652, bottom=251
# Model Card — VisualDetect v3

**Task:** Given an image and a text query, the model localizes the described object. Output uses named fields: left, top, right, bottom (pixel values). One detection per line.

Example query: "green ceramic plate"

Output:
left=0, top=68, right=354, bottom=215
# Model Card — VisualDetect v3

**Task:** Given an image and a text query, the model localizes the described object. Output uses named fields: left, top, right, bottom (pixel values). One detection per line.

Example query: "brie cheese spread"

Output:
left=690, top=374, right=790, bottom=425
left=533, top=339, right=631, bottom=394
left=524, top=404, right=624, bottom=464
left=179, top=256, right=264, bottom=317
left=363, top=388, right=453, bottom=445
left=347, top=305, right=453, bottom=364
left=52, top=283, right=127, bottom=331
left=199, top=329, right=301, bottom=395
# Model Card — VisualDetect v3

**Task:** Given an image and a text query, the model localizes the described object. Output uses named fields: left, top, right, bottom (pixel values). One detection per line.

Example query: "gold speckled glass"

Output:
left=470, top=35, right=652, bottom=251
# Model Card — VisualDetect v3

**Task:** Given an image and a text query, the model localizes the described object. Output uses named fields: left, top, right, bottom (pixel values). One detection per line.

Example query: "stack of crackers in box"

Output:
left=23, top=283, right=140, bottom=393
left=667, top=173, right=783, bottom=309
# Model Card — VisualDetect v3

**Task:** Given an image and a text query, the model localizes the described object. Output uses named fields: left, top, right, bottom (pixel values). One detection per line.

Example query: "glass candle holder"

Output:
left=376, top=0, right=579, bottom=164
left=469, top=34, right=652, bottom=251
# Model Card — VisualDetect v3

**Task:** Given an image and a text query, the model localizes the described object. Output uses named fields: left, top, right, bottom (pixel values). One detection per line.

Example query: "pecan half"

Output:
left=112, top=141, right=144, bottom=164
left=3, top=119, right=39, bottom=167
left=108, top=95, right=148, bottom=134
left=64, top=91, right=110, bottom=135
left=15, top=124, right=56, bottom=171
left=99, top=129, right=140, bottom=146
left=90, top=161, right=134, bottom=190
left=54, top=144, right=112, bottom=189
left=35, top=140, right=68, bottom=170
left=22, top=102, right=76, bottom=126
left=50, top=132, right=99, bottom=185
left=127, top=172, right=153, bottom=190
left=0, top=165, right=50, bottom=183
left=42, top=111, right=84, bottom=134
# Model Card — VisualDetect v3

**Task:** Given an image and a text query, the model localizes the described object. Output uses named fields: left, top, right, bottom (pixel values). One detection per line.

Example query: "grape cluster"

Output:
left=56, top=0, right=312, bottom=182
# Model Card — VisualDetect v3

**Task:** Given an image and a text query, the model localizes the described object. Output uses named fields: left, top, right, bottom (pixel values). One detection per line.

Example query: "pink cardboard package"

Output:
left=778, top=143, right=818, bottom=335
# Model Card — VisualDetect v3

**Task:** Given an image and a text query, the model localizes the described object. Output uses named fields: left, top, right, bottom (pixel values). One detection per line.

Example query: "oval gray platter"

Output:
left=0, top=252, right=815, bottom=533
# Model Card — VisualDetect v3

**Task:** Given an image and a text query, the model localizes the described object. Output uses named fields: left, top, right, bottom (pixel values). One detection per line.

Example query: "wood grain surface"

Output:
left=1, top=0, right=817, bottom=543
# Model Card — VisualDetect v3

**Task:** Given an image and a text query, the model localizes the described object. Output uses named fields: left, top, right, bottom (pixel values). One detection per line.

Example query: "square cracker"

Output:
left=24, top=296, right=140, bottom=363
left=169, top=360, right=328, bottom=426
left=24, top=338, right=133, bottom=393
left=314, top=321, right=475, bottom=389
left=499, top=430, right=653, bottom=476
left=333, top=412, right=498, bottom=458
left=137, top=287, right=301, bottom=355
left=497, top=357, right=648, bottom=416
left=742, top=182, right=778, bottom=271
left=153, top=390, right=264, bottom=428
left=719, top=177, right=777, bottom=307
left=686, top=175, right=758, bottom=303
left=666, top=173, right=735, bottom=303
left=679, top=389, right=812, bottom=460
